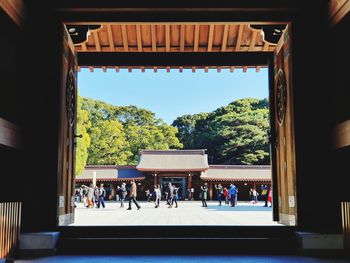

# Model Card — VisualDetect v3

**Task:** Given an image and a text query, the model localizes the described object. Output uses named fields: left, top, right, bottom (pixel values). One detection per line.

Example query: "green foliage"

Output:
left=79, top=97, right=182, bottom=165
left=87, top=120, right=131, bottom=165
left=75, top=96, right=91, bottom=175
left=172, top=98, right=270, bottom=165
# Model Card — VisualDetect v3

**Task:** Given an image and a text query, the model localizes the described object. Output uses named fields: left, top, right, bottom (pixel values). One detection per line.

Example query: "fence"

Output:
left=341, top=201, right=350, bottom=252
left=0, top=202, right=21, bottom=259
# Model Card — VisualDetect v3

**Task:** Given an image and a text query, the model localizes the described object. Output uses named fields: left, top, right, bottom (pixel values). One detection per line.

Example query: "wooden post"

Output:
left=188, top=173, right=192, bottom=200
left=153, top=173, right=158, bottom=186
left=209, top=182, right=213, bottom=200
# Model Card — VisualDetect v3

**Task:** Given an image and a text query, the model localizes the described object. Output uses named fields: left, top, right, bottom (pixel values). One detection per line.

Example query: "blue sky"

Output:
left=78, top=67, right=269, bottom=124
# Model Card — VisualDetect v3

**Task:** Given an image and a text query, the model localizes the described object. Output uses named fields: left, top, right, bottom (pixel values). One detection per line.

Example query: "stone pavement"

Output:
left=71, top=201, right=280, bottom=226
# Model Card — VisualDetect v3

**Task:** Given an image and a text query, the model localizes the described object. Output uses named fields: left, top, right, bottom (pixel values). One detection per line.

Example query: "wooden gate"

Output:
left=273, top=25, right=297, bottom=226
left=57, top=25, right=77, bottom=226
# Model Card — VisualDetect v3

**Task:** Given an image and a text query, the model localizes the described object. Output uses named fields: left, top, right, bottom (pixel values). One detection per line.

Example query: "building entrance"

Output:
left=160, top=177, right=186, bottom=200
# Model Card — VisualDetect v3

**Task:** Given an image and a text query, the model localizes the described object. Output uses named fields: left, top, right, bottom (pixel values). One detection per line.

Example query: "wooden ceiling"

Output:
left=75, top=23, right=277, bottom=72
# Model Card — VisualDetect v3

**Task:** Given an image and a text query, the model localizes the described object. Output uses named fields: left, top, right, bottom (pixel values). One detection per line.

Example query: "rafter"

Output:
left=235, top=25, right=244, bottom=51
left=221, top=25, right=229, bottom=52
left=192, top=66, right=196, bottom=73
left=153, top=66, right=158, bottom=73
left=115, top=67, right=120, bottom=72
left=166, top=66, right=171, bottom=72
left=256, top=41, right=270, bottom=72
left=93, top=31, right=101, bottom=51
left=230, top=66, right=235, bottom=72
left=179, top=66, right=183, bottom=73
left=89, top=66, right=94, bottom=72
left=81, top=42, right=87, bottom=51
left=141, top=66, right=145, bottom=72
left=180, top=25, right=185, bottom=52
left=151, top=25, right=157, bottom=52
left=102, top=66, right=107, bottom=72
left=217, top=67, right=221, bottom=73
left=165, top=25, right=171, bottom=52
left=136, top=25, right=143, bottom=52
left=208, top=25, right=215, bottom=52
left=106, top=24, right=115, bottom=51
left=249, top=31, right=258, bottom=51
left=243, top=66, right=248, bottom=72
left=194, top=25, right=200, bottom=52
left=204, top=66, right=209, bottom=73
left=121, top=25, right=129, bottom=52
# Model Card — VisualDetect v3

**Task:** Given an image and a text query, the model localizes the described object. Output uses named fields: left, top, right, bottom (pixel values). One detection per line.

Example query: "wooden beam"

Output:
left=89, top=66, right=94, bottom=72
left=115, top=66, right=120, bottom=72
left=249, top=30, right=258, bottom=51
left=207, top=25, right=215, bottom=52
left=230, top=66, right=235, bottom=72
left=102, top=66, right=107, bottom=72
left=333, top=120, right=350, bottom=149
left=221, top=25, right=229, bottom=51
left=78, top=52, right=270, bottom=67
left=204, top=66, right=209, bottom=73
left=165, top=25, right=171, bottom=52
left=136, top=25, right=143, bottom=52
left=77, top=66, right=81, bottom=72
left=151, top=25, right=157, bottom=52
left=179, top=66, right=183, bottom=73
left=106, top=24, right=115, bottom=51
left=128, top=67, right=132, bottom=72
left=121, top=25, right=129, bottom=52
left=192, top=66, right=196, bottom=72
left=166, top=66, right=171, bottom=72
left=81, top=42, right=87, bottom=51
left=93, top=31, right=101, bottom=51
left=0, top=118, right=21, bottom=149
left=0, top=0, right=25, bottom=27
left=194, top=25, right=200, bottom=52
left=153, top=66, right=158, bottom=72
left=256, top=42, right=269, bottom=72
left=217, top=67, right=221, bottom=73
left=141, top=66, right=145, bottom=72
left=180, top=24, right=185, bottom=52
left=235, top=25, right=244, bottom=51
left=243, top=66, right=248, bottom=72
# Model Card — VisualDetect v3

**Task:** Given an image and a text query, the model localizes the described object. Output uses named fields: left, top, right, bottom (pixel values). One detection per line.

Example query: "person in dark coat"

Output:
left=127, top=180, right=141, bottom=210
left=200, top=183, right=208, bottom=207
left=118, top=183, right=127, bottom=208
left=167, top=183, right=175, bottom=208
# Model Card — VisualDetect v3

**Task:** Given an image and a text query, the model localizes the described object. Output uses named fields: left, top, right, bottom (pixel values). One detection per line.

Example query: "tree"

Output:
left=75, top=96, right=91, bottom=175
left=87, top=120, right=132, bottom=165
left=172, top=98, right=270, bottom=165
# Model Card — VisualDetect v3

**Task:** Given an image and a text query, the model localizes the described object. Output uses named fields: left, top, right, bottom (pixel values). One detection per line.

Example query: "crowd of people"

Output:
left=75, top=181, right=272, bottom=210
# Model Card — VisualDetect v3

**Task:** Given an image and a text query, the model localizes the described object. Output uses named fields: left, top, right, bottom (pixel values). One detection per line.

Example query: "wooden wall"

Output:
left=0, top=0, right=348, bottom=234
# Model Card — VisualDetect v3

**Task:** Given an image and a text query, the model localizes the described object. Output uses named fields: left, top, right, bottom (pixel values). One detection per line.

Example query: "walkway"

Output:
left=71, top=201, right=279, bottom=226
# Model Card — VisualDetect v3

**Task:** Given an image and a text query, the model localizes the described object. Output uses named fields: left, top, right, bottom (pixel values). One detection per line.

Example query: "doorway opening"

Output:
left=58, top=22, right=297, bottom=227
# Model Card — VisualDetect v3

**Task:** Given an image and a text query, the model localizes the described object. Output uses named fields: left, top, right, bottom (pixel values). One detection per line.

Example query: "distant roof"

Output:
left=136, top=149, right=209, bottom=172
left=76, top=166, right=144, bottom=182
left=201, top=165, right=271, bottom=182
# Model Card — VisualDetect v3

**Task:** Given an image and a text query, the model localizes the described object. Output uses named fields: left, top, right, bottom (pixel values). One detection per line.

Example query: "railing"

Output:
left=0, top=202, right=21, bottom=260
left=341, top=201, right=350, bottom=252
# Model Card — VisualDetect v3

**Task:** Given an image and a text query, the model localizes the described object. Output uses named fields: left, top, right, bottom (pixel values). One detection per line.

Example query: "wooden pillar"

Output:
left=209, top=182, right=213, bottom=200
left=188, top=173, right=192, bottom=200
left=153, top=173, right=158, bottom=186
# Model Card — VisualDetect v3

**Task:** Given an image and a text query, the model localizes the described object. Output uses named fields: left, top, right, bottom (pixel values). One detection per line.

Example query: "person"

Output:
left=214, top=184, right=223, bottom=206
left=200, top=183, right=208, bottom=207
left=127, top=180, right=141, bottom=210
left=172, top=184, right=179, bottom=208
left=267, top=187, right=273, bottom=207
left=223, top=187, right=229, bottom=205
left=118, top=183, right=127, bottom=208
left=86, top=184, right=94, bottom=208
left=229, top=183, right=238, bottom=207
left=252, top=188, right=259, bottom=204
left=153, top=184, right=161, bottom=208
left=249, top=188, right=254, bottom=203
left=166, top=183, right=175, bottom=208
left=145, top=189, right=151, bottom=202
left=261, top=184, right=269, bottom=207
left=97, top=183, right=106, bottom=208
